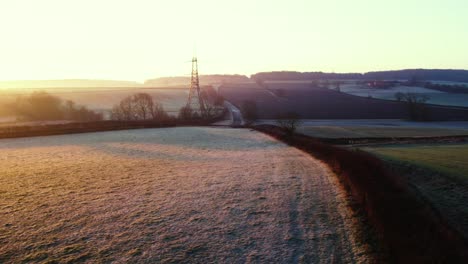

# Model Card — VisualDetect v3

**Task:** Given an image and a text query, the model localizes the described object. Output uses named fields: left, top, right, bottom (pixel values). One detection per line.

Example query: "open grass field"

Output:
left=0, top=127, right=371, bottom=263
left=256, top=119, right=468, bottom=139
left=298, top=126, right=468, bottom=138
left=363, top=143, right=468, bottom=240
left=363, top=143, right=468, bottom=181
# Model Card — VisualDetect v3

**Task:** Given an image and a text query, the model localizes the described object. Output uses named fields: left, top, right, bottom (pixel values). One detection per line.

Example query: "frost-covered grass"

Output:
left=340, top=84, right=444, bottom=95
left=0, top=127, right=370, bottom=263
left=429, top=81, right=468, bottom=87
left=338, top=84, right=468, bottom=107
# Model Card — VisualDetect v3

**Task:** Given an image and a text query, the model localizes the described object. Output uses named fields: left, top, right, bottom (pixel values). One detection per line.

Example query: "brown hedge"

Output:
left=254, top=124, right=468, bottom=263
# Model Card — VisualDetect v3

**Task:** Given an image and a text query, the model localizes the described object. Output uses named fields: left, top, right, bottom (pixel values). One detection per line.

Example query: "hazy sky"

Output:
left=0, top=0, right=467, bottom=81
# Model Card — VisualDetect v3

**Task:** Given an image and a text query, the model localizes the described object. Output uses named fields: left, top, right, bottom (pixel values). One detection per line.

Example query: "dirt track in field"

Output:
left=0, top=127, right=372, bottom=263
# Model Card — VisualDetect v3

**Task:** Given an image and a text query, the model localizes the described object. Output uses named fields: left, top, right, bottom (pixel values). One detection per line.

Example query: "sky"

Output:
left=0, top=0, right=467, bottom=82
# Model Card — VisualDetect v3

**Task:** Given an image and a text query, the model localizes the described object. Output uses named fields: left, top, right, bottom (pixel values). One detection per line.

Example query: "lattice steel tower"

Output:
left=186, top=57, right=206, bottom=115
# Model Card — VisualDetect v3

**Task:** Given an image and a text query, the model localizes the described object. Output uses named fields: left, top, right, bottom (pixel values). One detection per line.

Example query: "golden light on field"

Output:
left=0, top=0, right=467, bottom=83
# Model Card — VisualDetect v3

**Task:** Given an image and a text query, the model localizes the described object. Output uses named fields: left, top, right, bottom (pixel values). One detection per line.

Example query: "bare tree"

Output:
left=110, top=104, right=124, bottom=121
left=133, top=93, right=154, bottom=120
left=111, top=93, right=167, bottom=121
left=178, top=105, right=193, bottom=120
left=120, top=96, right=134, bottom=120
left=151, top=101, right=168, bottom=120
left=395, top=92, right=431, bottom=121
left=276, top=112, right=302, bottom=136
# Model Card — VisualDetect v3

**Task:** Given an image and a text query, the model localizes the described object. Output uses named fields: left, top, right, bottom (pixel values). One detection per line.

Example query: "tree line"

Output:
left=110, top=93, right=168, bottom=121
left=1, top=90, right=225, bottom=123
left=251, top=69, right=468, bottom=83
left=110, top=91, right=225, bottom=122
left=6, top=91, right=102, bottom=122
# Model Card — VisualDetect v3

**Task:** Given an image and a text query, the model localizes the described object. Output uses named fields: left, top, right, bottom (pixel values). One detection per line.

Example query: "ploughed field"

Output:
left=0, top=127, right=370, bottom=263
left=218, top=82, right=468, bottom=120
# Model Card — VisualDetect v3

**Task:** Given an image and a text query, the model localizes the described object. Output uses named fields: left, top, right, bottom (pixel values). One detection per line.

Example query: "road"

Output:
left=0, top=127, right=371, bottom=263
left=212, top=100, right=244, bottom=126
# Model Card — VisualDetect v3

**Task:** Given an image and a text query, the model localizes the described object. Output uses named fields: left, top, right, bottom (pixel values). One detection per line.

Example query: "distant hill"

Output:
left=144, top=74, right=250, bottom=87
left=363, top=69, right=468, bottom=82
left=251, top=71, right=362, bottom=81
left=0, top=79, right=143, bottom=89
left=251, top=69, right=468, bottom=83
left=219, top=82, right=468, bottom=121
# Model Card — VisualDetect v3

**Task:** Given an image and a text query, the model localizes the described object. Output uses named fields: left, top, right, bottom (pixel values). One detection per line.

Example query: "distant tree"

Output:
left=214, top=95, right=225, bottom=106
left=276, top=112, right=302, bottom=137
left=111, top=93, right=167, bottom=121
left=23, top=91, right=63, bottom=120
left=241, top=100, right=258, bottom=125
left=394, top=92, right=404, bottom=101
left=335, top=81, right=341, bottom=92
left=110, top=104, right=124, bottom=121
left=178, top=105, right=193, bottom=120
left=117, top=96, right=134, bottom=120
left=11, top=92, right=101, bottom=122
left=65, top=100, right=75, bottom=115
left=64, top=99, right=102, bottom=121
left=151, top=101, right=168, bottom=120
left=133, top=93, right=154, bottom=120
left=396, top=92, right=431, bottom=121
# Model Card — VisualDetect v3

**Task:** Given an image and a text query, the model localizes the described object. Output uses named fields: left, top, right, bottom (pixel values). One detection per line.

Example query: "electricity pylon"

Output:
left=186, top=57, right=206, bottom=116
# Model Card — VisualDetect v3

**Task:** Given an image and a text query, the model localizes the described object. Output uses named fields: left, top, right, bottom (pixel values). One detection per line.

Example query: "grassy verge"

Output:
left=254, top=124, right=468, bottom=263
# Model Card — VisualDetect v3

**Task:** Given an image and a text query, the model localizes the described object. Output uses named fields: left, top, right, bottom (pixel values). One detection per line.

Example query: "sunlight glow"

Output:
left=0, top=0, right=467, bottom=82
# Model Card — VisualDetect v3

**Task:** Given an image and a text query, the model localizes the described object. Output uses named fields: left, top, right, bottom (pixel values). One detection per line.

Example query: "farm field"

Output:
left=219, top=82, right=468, bottom=120
left=256, top=119, right=468, bottom=138
left=339, top=84, right=468, bottom=107
left=363, top=144, right=468, bottom=181
left=0, top=127, right=371, bottom=263
left=298, top=126, right=468, bottom=138
left=363, top=144, right=468, bottom=239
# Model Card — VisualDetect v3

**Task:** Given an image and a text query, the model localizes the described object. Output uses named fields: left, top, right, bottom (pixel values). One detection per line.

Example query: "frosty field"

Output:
left=338, top=84, right=468, bottom=107
left=0, top=127, right=370, bottom=263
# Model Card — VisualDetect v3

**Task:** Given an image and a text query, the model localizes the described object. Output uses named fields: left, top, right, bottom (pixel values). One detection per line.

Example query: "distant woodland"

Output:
left=251, top=69, right=468, bottom=83
left=144, top=75, right=250, bottom=86
left=0, top=92, right=102, bottom=121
